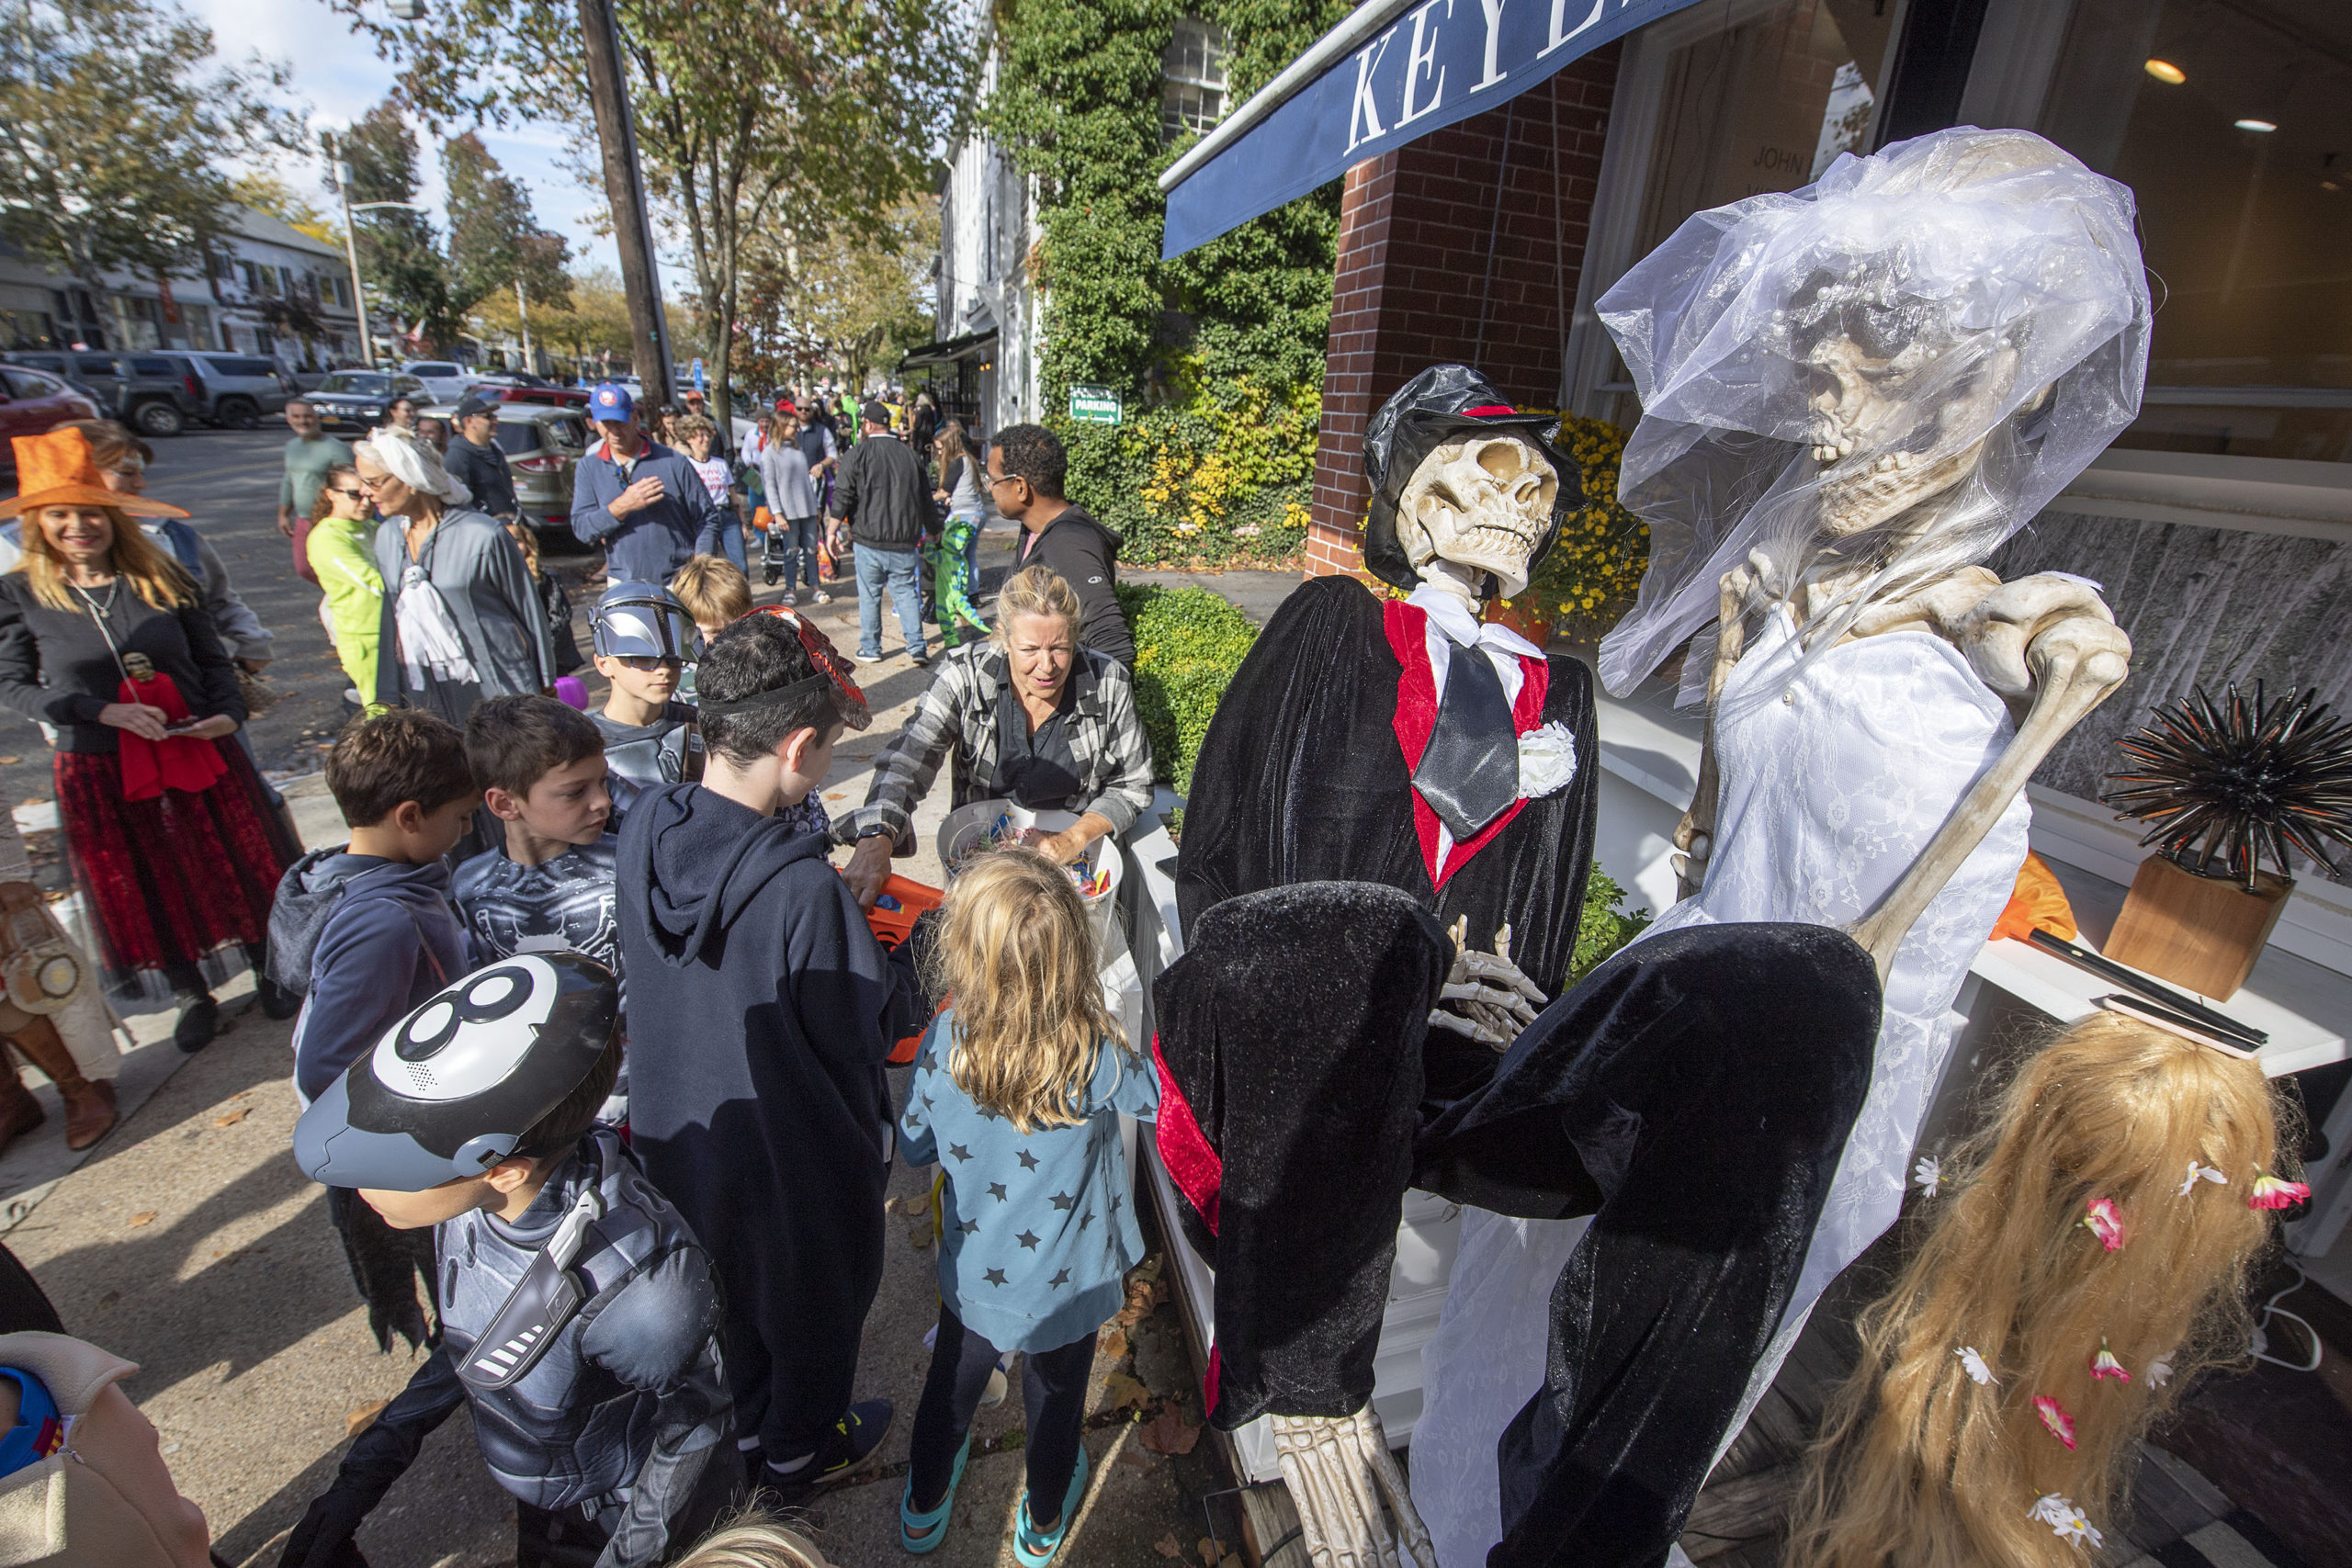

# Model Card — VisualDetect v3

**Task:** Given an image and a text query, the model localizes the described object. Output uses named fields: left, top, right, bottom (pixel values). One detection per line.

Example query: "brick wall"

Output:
left=1306, top=48, right=1621, bottom=581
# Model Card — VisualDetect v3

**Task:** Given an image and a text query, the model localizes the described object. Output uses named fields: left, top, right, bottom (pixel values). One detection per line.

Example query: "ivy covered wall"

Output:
left=982, top=0, right=1352, bottom=566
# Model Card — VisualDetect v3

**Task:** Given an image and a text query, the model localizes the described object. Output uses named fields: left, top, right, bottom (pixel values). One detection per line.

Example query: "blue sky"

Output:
left=187, top=0, right=628, bottom=276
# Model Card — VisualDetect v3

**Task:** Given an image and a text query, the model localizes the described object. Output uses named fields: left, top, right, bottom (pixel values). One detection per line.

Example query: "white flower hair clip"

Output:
left=1955, top=1346, right=1997, bottom=1386
left=1914, top=1154, right=1946, bottom=1198
left=2029, top=1494, right=2103, bottom=1550
left=2177, top=1161, right=2228, bottom=1197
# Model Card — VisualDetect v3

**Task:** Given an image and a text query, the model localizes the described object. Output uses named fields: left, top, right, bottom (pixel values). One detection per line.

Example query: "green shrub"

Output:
left=1571, top=865, right=1654, bottom=981
left=1117, top=581, right=1260, bottom=795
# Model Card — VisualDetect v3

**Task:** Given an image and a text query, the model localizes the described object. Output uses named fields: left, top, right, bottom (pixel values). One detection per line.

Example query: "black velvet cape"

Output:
left=1153, top=885, right=1880, bottom=1568
left=1175, top=575, right=1600, bottom=1001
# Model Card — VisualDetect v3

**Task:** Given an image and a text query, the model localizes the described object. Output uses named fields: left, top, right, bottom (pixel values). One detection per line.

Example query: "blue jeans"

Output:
left=855, top=545, right=924, bottom=658
left=772, top=514, right=821, bottom=592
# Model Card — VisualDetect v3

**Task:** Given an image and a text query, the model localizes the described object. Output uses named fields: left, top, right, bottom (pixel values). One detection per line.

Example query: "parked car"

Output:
left=0, top=352, right=199, bottom=437
left=305, top=369, right=432, bottom=434
left=0, top=366, right=102, bottom=479
left=164, top=352, right=292, bottom=429
left=400, top=360, right=478, bottom=404
left=470, top=370, right=589, bottom=409
left=427, top=399, right=589, bottom=533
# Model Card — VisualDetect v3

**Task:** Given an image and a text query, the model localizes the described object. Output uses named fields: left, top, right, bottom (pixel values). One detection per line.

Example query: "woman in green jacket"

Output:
left=302, top=464, right=384, bottom=710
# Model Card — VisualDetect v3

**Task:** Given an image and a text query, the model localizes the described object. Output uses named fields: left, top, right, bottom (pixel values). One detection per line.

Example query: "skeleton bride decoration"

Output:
left=1404, top=127, right=2151, bottom=1568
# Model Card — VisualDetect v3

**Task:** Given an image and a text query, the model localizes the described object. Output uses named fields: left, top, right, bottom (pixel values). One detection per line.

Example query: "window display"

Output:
left=2041, top=0, right=2352, bottom=461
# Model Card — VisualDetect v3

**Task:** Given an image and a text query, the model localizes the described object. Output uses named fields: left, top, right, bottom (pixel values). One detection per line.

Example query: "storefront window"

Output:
left=2040, top=0, right=2352, bottom=462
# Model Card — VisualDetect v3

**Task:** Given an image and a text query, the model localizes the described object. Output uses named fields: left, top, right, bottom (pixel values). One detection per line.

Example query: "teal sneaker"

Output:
left=1012, top=1445, right=1091, bottom=1568
left=899, top=1433, right=971, bottom=1554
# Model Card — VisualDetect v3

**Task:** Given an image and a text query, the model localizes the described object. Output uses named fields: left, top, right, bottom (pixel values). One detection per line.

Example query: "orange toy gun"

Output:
left=863, top=874, right=944, bottom=1064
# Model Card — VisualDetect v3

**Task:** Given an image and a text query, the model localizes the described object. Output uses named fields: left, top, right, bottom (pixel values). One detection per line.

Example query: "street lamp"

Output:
left=311, top=117, right=428, bottom=369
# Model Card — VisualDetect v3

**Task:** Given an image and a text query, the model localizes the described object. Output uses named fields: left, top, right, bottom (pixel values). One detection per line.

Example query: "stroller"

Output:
left=756, top=506, right=793, bottom=586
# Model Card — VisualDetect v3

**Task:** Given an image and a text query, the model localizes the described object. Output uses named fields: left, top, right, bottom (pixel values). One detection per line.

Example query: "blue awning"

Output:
left=1159, top=0, right=1710, bottom=260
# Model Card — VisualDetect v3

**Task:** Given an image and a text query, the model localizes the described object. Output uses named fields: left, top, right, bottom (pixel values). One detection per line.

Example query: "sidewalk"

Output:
left=0, top=545, right=1224, bottom=1567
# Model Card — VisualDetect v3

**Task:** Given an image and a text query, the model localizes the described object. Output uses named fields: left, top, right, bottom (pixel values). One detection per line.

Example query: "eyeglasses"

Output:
left=611, top=655, right=683, bottom=671
left=986, top=472, right=1023, bottom=491
left=327, top=486, right=368, bottom=502
left=357, top=474, right=395, bottom=492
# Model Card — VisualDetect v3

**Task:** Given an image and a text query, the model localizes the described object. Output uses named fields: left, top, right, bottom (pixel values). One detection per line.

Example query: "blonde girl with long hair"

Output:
left=1788, top=1012, right=2298, bottom=1568
left=897, top=847, right=1157, bottom=1564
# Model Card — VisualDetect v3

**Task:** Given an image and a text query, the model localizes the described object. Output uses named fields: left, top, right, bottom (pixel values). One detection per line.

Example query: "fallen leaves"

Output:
left=1153, top=1534, right=1183, bottom=1560
left=1098, top=1326, right=1128, bottom=1360
left=1140, top=1406, right=1202, bottom=1456
left=128, top=1211, right=156, bottom=1227
left=211, top=1109, right=249, bottom=1127
left=1102, top=1371, right=1151, bottom=1412
left=345, top=1400, right=388, bottom=1437
left=906, top=1224, right=933, bottom=1249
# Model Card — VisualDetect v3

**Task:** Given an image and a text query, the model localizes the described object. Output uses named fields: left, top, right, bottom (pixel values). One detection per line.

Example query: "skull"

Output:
left=1396, top=436, right=1559, bottom=598
left=1803, top=319, right=2025, bottom=540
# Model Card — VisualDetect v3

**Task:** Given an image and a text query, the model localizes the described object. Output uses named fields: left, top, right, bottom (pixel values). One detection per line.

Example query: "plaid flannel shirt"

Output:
left=840, top=642, right=1157, bottom=852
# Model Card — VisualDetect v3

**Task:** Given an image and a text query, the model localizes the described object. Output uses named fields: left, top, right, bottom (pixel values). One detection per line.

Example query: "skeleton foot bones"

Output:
left=1269, top=1408, right=1438, bottom=1568
left=1427, top=919, right=1547, bottom=1048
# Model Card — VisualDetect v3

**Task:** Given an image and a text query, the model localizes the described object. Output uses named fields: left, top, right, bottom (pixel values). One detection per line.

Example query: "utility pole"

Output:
left=515, top=277, right=534, bottom=372
left=323, top=135, right=375, bottom=370
left=578, top=0, right=672, bottom=409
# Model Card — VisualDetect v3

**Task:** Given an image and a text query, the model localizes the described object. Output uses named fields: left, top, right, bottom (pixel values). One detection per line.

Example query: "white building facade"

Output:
left=0, top=207, right=362, bottom=369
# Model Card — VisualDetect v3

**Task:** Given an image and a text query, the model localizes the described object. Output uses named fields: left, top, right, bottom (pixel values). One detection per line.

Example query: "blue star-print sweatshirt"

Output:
left=900, top=1007, right=1160, bottom=1352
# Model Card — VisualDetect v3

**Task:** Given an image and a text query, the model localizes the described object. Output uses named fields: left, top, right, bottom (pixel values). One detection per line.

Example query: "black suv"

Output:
left=0, top=352, right=199, bottom=437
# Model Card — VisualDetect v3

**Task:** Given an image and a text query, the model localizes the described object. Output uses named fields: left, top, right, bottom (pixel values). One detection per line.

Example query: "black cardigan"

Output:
left=0, top=573, right=244, bottom=754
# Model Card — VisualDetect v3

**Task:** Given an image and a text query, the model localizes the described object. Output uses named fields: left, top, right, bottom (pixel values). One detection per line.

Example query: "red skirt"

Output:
left=54, top=739, right=298, bottom=978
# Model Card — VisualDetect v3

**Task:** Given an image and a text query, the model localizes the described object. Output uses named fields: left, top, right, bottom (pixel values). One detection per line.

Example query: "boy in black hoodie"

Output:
left=617, top=610, right=926, bottom=1501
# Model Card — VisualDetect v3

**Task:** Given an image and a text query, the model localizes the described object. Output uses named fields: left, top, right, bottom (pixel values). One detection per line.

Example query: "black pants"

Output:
left=908, top=1302, right=1094, bottom=1524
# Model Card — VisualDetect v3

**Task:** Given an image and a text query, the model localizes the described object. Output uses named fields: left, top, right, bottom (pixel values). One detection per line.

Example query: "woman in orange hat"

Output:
left=0, top=427, right=294, bottom=1052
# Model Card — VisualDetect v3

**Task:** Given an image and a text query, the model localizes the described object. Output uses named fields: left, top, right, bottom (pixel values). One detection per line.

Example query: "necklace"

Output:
left=66, top=579, right=119, bottom=620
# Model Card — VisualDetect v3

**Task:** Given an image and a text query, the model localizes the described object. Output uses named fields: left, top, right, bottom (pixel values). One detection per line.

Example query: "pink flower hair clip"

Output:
left=2078, top=1196, right=2126, bottom=1251
left=2090, top=1338, right=2130, bottom=1382
left=2033, top=1394, right=2078, bottom=1450
left=2247, top=1170, right=2310, bottom=1211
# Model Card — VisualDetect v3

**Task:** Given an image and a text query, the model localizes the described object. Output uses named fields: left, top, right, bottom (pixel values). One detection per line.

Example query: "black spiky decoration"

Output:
left=2100, top=682, right=2352, bottom=892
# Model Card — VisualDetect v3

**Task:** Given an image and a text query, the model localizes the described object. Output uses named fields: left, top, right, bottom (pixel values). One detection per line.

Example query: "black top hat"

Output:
left=1362, top=365, right=1582, bottom=593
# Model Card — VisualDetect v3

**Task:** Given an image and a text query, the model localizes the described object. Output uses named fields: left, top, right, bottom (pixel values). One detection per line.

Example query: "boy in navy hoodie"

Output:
left=618, top=612, right=925, bottom=1502
left=270, top=708, right=477, bottom=1351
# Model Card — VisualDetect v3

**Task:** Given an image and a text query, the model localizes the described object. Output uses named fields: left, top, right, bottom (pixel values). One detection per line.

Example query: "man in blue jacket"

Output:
left=571, top=383, right=730, bottom=583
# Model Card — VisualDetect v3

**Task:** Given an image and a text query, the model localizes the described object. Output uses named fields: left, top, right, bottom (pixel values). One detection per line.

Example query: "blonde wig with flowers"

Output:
left=928, top=845, right=1127, bottom=1134
left=1786, top=1012, right=2296, bottom=1568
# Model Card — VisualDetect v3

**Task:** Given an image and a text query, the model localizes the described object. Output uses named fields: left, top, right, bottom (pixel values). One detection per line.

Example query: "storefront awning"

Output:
left=899, top=328, right=999, bottom=369
left=1159, top=0, right=1711, bottom=259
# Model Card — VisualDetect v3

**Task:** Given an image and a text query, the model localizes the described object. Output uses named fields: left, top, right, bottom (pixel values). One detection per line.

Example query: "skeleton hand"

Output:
left=1268, top=1409, right=1437, bottom=1568
left=1948, top=573, right=2118, bottom=700
left=1427, top=919, right=1546, bottom=1048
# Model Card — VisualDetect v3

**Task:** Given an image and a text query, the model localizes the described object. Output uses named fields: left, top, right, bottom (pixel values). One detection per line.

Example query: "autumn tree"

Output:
left=784, top=196, right=939, bottom=393
left=328, top=0, right=968, bottom=448
left=443, top=131, right=571, bottom=321
left=472, top=265, right=634, bottom=374
left=0, top=0, right=296, bottom=294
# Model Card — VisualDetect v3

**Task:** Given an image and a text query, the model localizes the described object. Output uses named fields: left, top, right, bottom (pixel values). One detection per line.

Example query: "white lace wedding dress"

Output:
left=1412, top=608, right=2029, bottom=1566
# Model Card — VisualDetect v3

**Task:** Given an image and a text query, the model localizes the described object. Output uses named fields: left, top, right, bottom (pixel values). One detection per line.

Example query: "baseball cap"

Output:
left=860, top=400, right=890, bottom=427
left=590, top=382, right=635, bottom=422
left=453, top=393, right=498, bottom=421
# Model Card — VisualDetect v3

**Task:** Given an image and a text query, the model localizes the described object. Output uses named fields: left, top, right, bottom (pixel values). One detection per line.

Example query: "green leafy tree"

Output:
left=336, top=99, right=457, bottom=351
left=983, top=0, right=1349, bottom=404
left=326, top=0, right=970, bottom=448
left=443, top=131, right=571, bottom=320
left=474, top=265, right=634, bottom=373
left=0, top=0, right=297, bottom=293
left=785, top=196, right=938, bottom=394
left=231, top=172, right=339, bottom=247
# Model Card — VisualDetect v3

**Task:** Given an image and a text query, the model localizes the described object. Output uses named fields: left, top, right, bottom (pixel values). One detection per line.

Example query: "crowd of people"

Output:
left=0, top=363, right=1165, bottom=1565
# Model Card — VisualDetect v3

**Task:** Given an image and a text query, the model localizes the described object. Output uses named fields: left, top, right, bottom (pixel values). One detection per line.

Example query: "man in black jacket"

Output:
left=443, top=396, right=519, bottom=519
left=829, top=400, right=931, bottom=665
left=990, top=423, right=1135, bottom=667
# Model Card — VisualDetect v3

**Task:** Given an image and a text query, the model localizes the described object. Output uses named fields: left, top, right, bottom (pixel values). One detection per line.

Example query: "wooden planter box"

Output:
left=2104, top=854, right=2292, bottom=1002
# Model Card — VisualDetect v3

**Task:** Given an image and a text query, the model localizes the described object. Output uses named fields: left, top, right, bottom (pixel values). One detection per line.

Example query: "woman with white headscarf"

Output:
left=356, top=426, right=552, bottom=722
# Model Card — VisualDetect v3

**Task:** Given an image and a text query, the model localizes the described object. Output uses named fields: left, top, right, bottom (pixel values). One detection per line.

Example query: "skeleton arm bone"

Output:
left=1674, top=565, right=1758, bottom=899
left=1848, top=613, right=2131, bottom=980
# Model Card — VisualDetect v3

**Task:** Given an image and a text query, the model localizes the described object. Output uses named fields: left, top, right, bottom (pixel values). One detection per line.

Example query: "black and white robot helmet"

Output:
left=591, top=581, right=701, bottom=661
left=295, top=953, right=619, bottom=1191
